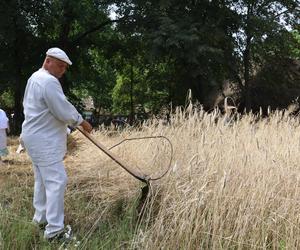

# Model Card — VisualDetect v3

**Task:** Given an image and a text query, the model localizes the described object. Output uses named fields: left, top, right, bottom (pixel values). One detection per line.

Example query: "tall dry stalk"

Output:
left=3, top=107, right=300, bottom=249
left=131, top=108, right=300, bottom=249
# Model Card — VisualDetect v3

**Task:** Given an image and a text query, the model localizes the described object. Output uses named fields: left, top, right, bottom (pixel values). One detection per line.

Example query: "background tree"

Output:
left=0, top=0, right=299, bottom=133
left=114, top=0, right=240, bottom=108
left=0, top=0, right=119, bottom=133
left=0, top=0, right=49, bottom=133
left=227, top=0, right=299, bottom=110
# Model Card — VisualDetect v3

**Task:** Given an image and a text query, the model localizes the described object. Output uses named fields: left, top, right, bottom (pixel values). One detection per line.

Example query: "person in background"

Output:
left=21, top=47, right=92, bottom=241
left=0, top=109, right=9, bottom=164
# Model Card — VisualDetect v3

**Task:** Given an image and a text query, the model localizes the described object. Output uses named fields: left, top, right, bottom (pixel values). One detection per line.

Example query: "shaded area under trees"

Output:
left=0, top=0, right=299, bottom=134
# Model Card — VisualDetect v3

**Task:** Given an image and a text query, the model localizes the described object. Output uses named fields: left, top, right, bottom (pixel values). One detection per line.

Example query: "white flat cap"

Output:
left=46, top=47, right=72, bottom=65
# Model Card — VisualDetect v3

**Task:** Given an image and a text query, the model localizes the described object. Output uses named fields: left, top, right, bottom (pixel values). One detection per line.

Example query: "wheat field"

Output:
left=1, top=106, right=300, bottom=249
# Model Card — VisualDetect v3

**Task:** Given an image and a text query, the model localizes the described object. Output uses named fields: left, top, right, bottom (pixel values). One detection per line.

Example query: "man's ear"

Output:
left=45, top=57, right=51, bottom=64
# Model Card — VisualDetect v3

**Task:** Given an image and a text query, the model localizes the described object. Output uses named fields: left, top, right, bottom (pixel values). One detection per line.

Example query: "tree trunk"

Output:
left=13, top=79, right=23, bottom=135
left=129, top=63, right=134, bottom=125
left=243, top=35, right=252, bottom=112
left=243, top=3, right=254, bottom=112
left=12, top=15, right=24, bottom=135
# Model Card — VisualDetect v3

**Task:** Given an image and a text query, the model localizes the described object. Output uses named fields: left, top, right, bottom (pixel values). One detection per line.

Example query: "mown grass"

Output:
left=0, top=169, right=140, bottom=250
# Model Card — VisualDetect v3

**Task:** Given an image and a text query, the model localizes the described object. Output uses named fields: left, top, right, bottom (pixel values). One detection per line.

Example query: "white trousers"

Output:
left=32, top=162, right=68, bottom=238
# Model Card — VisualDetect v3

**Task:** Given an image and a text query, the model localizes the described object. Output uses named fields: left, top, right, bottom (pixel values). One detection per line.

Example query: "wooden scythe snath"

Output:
left=76, top=126, right=149, bottom=183
left=76, top=126, right=173, bottom=213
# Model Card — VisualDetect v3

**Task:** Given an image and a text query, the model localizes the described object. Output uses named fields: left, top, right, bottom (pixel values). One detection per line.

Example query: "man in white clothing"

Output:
left=0, top=109, right=9, bottom=164
left=21, top=47, right=92, bottom=240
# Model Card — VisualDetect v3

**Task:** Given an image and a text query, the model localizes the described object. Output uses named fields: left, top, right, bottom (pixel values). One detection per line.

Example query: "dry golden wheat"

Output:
left=2, top=108, right=300, bottom=249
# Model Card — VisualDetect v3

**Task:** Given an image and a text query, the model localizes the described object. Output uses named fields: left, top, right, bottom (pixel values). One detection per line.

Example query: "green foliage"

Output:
left=112, top=63, right=147, bottom=115
left=0, top=0, right=117, bottom=133
left=112, top=59, right=170, bottom=115
left=0, top=0, right=299, bottom=130
left=291, top=30, right=300, bottom=58
left=112, top=74, right=131, bottom=115
left=69, top=48, right=116, bottom=113
left=0, top=90, right=14, bottom=110
left=115, top=0, right=240, bottom=104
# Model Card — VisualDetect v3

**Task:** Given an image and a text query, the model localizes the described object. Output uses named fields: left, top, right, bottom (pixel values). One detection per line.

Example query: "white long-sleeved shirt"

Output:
left=0, top=109, right=8, bottom=150
left=0, top=109, right=8, bottom=129
left=21, top=68, right=83, bottom=166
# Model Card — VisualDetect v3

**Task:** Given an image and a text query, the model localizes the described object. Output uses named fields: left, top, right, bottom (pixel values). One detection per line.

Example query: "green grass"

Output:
left=0, top=177, right=140, bottom=250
